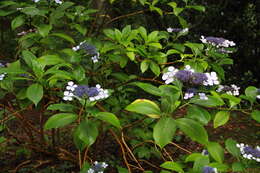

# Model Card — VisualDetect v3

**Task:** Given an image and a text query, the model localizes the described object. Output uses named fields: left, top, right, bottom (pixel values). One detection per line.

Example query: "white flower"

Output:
left=257, top=95, right=260, bottom=99
left=184, top=65, right=194, bottom=72
left=199, top=93, right=208, bottom=100
left=184, top=92, right=194, bottom=100
left=54, top=0, right=62, bottom=4
left=167, top=27, right=173, bottom=33
left=162, top=66, right=179, bottom=84
left=203, top=72, right=219, bottom=86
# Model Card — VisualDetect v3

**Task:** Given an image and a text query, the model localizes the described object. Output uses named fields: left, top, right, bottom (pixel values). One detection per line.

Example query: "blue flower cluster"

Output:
left=72, top=42, right=100, bottom=63
left=162, top=65, right=220, bottom=100
left=63, top=81, right=109, bottom=102
left=237, top=143, right=260, bottom=162
left=200, top=36, right=235, bottom=48
left=87, top=161, right=108, bottom=173
left=203, top=166, right=218, bottom=173
left=33, top=0, right=62, bottom=4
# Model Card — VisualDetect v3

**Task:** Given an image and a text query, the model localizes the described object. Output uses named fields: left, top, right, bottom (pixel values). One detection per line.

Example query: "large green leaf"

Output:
left=96, top=112, right=121, bottom=129
left=37, top=24, right=52, bottom=37
left=11, top=15, right=25, bottom=30
left=213, top=111, right=230, bottom=128
left=47, top=103, right=76, bottom=112
left=130, top=82, right=162, bottom=96
left=225, top=138, right=241, bottom=158
left=26, top=83, right=43, bottom=106
left=125, top=99, right=161, bottom=118
left=186, top=105, right=211, bottom=125
left=153, top=117, right=176, bottom=148
left=193, top=155, right=209, bottom=172
left=21, top=7, right=40, bottom=16
left=251, top=110, right=260, bottom=123
left=44, top=113, right=77, bottom=130
left=160, top=161, right=184, bottom=173
left=50, top=33, right=75, bottom=44
left=176, top=118, right=208, bottom=145
left=37, top=55, right=64, bottom=68
left=22, top=50, right=37, bottom=68
left=206, top=142, right=224, bottom=163
left=190, top=95, right=224, bottom=107
left=76, top=120, right=98, bottom=149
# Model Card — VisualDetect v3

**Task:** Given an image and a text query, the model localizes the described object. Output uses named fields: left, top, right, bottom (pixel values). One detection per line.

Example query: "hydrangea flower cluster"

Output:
left=200, top=36, right=235, bottom=48
left=162, top=65, right=221, bottom=100
left=72, top=42, right=100, bottom=63
left=236, top=143, right=260, bottom=162
left=63, top=81, right=109, bottom=102
left=162, top=65, right=219, bottom=86
left=203, top=166, right=218, bottom=173
left=0, top=63, right=7, bottom=81
left=33, top=0, right=62, bottom=4
left=216, top=84, right=240, bottom=96
left=167, top=27, right=188, bottom=33
left=87, top=161, right=108, bottom=173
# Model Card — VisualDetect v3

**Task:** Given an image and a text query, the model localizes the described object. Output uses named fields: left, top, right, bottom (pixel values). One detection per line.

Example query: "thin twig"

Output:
left=170, top=142, right=192, bottom=154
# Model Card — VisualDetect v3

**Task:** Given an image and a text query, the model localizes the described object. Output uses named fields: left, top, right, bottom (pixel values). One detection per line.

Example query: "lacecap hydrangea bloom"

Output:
left=33, top=0, right=62, bottom=4
left=87, top=161, right=108, bottom=173
left=200, top=36, right=235, bottom=48
left=162, top=65, right=215, bottom=100
left=72, top=42, right=100, bottom=63
left=236, top=143, right=260, bottom=162
left=203, top=166, right=218, bottom=173
left=63, top=81, right=109, bottom=102
left=216, top=84, right=240, bottom=96
left=167, top=27, right=189, bottom=33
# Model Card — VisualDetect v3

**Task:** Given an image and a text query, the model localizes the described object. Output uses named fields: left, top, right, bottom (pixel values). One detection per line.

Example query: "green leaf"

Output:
left=72, top=24, right=87, bottom=35
left=147, top=31, right=158, bottom=42
left=221, top=93, right=241, bottom=108
left=153, top=117, right=176, bottom=148
left=22, top=50, right=37, bottom=68
left=190, top=96, right=224, bottom=107
left=50, top=33, right=75, bottom=44
left=103, top=29, right=115, bottom=40
left=96, top=112, right=121, bottom=129
left=186, top=105, right=211, bottom=125
left=173, top=7, right=184, bottom=16
left=186, top=5, right=205, bottom=12
left=251, top=110, right=260, bottom=123
left=73, top=65, right=85, bottom=82
left=160, top=161, right=184, bottom=173
left=21, top=7, right=40, bottom=16
left=61, top=48, right=81, bottom=63
left=185, top=153, right=203, bottom=162
left=232, top=162, right=245, bottom=172
left=206, top=142, right=224, bottom=163
left=125, top=99, right=161, bottom=118
left=138, top=27, right=147, bottom=41
left=176, top=118, right=208, bottom=145
left=130, top=82, right=162, bottom=96
left=126, top=52, right=135, bottom=61
left=140, top=60, right=150, bottom=73
left=37, top=55, right=64, bottom=68
left=208, top=162, right=229, bottom=172
left=44, top=113, right=77, bottom=130
left=11, top=15, right=25, bottom=30
left=244, top=86, right=257, bottom=104
left=213, top=111, right=230, bottom=128
left=149, top=61, right=160, bottom=76
left=26, top=83, right=43, bottom=106
left=74, top=120, right=98, bottom=149
left=225, top=138, right=241, bottom=158
left=193, top=156, right=209, bottom=172
left=37, top=24, right=52, bottom=37
left=148, top=42, right=162, bottom=49
left=47, top=103, right=76, bottom=112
